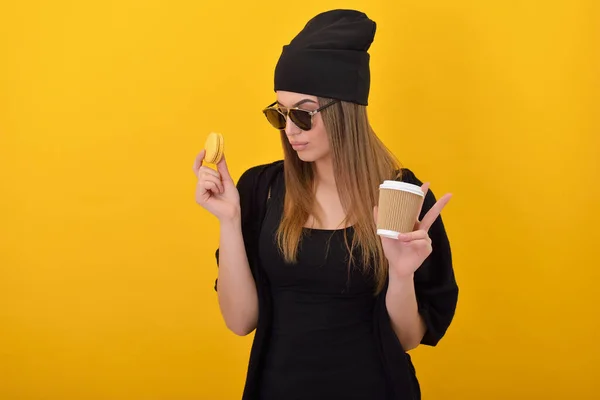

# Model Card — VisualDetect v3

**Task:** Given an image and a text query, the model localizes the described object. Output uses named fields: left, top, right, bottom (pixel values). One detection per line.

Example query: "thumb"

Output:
left=373, top=205, right=379, bottom=224
left=216, top=154, right=233, bottom=183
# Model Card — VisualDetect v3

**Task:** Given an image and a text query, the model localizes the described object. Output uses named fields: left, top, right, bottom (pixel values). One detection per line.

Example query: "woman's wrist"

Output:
left=219, top=209, right=242, bottom=230
left=388, top=262, right=415, bottom=283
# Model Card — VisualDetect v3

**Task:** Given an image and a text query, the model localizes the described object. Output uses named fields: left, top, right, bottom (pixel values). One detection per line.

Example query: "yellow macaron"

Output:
left=203, top=132, right=224, bottom=164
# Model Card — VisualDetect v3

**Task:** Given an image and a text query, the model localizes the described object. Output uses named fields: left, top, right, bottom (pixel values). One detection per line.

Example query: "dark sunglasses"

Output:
left=262, top=99, right=339, bottom=131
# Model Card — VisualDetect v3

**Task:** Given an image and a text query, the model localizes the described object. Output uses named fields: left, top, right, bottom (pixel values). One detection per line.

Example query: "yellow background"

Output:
left=1, top=0, right=598, bottom=399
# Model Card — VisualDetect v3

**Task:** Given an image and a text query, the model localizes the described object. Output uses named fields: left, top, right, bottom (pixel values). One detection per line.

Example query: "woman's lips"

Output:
left=290, top=142, right=308, bottom=151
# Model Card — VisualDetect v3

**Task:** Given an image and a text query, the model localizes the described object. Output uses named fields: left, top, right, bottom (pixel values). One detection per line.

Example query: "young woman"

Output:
left=193, top=9, right=458, bottom=400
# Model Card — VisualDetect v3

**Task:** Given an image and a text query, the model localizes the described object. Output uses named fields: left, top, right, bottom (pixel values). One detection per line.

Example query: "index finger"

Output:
left=193, top=149, right=206, bottom=177
left=420, top=193, right=453, bottom=231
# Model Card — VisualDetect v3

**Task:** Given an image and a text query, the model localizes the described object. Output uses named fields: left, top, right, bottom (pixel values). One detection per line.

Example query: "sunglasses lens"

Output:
left=290, top=110, right=312, bottom=131
left=264, top=109, right=286, bottom=130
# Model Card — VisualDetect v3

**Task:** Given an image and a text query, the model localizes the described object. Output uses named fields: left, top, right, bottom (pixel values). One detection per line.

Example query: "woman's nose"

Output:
left=284, top=115, right=301, bottom=136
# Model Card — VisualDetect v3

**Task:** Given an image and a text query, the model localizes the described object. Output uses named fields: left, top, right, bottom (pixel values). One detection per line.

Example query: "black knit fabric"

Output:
left=274, top=9, right=376, bottom=105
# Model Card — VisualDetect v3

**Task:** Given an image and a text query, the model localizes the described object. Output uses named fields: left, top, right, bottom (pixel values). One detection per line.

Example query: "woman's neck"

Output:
left=306, top=156, right=348, bottom=230
left=313, top=156, right=336, bottom=190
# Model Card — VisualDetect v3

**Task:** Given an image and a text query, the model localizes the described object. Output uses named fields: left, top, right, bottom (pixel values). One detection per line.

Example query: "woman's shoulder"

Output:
left=395, top=167, right=423, bottom=185
left=237, top=160, right=284, bottom=187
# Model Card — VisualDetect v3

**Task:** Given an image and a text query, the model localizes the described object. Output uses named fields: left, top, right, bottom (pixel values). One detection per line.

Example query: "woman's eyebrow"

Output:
left=276, top=99, right=318, bottom=108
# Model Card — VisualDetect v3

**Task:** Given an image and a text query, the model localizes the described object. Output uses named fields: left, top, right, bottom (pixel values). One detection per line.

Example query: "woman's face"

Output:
left=276, top=90, right=331, bottom=163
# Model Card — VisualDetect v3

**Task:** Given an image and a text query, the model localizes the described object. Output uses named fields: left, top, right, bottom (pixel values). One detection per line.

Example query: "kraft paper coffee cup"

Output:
left=376, top=180, right=424, bottom=239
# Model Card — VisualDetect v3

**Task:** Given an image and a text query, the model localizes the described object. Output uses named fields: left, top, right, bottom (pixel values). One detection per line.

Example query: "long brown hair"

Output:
left=276, top=97, right=402, bottom=294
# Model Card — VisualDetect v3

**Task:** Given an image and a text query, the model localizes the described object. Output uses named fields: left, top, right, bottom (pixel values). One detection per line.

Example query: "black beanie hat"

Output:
left=274, top=9, right=376, bottom=106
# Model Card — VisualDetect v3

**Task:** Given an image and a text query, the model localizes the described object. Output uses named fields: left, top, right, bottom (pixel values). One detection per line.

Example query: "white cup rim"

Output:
left=377, top=229, right=401, bottom=239
left=379, top=180, right=424, bottom=197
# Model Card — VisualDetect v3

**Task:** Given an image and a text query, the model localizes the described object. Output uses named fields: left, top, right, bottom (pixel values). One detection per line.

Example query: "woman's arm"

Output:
left=385, top=273, right=426, bottom=351
left=195, top=154, right=264, bottom=337
left=381, top=168, right=458, bottom=351
left=215, top=215, right=259, bottom=336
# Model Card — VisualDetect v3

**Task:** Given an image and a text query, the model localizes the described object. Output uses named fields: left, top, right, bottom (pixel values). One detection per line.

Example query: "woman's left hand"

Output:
left=374, top=183, right=452, bottom=279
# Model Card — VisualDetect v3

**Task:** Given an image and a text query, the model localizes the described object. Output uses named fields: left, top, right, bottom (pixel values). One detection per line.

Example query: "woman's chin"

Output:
left=296, top=154, right=311, bottom=162
left=296, top=152, right=317, bottom=162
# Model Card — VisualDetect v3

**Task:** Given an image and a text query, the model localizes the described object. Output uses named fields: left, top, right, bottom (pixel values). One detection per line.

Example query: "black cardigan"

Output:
left=215, top=160, right=458, bottom=400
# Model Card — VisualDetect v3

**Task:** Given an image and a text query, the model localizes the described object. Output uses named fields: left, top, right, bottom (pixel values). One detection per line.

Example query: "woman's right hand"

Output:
left=193, top=150, right=241, bottom=222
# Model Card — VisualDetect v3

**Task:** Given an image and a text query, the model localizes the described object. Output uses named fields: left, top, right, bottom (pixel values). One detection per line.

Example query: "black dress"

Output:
left=214, top=160, right=459, bottom=400
left=257, top=177, right=388, bottom=399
